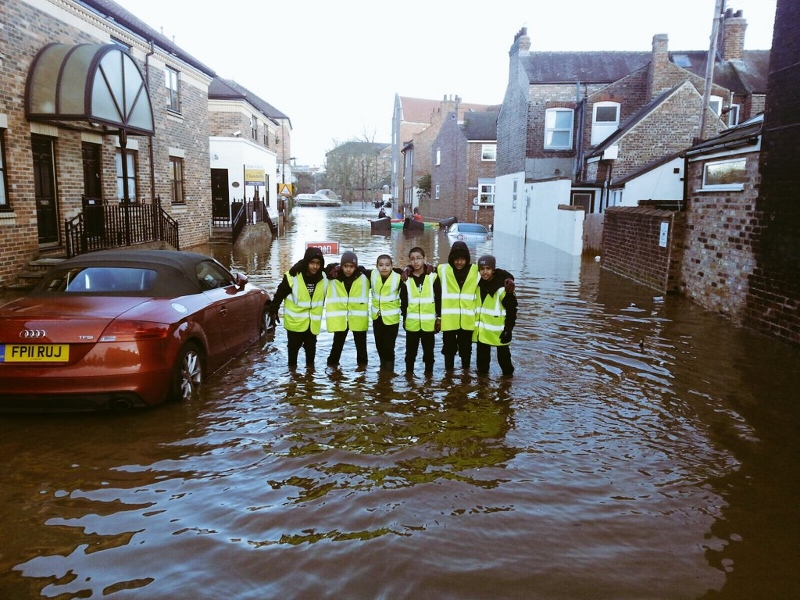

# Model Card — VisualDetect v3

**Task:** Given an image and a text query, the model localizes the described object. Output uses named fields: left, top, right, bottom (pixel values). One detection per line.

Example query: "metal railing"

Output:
left=65, top=198, right=179, bottom=257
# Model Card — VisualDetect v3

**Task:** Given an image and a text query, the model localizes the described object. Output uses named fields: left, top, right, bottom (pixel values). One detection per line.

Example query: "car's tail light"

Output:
left=100, top=320, right=172, bottom=342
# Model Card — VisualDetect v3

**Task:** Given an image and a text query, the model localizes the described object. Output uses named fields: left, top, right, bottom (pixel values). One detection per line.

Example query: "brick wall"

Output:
left=745, top=0, right=800, bottom=347
left=601, top=207, right=679, bottom=293
left=681, top=153, right=760, bottom=324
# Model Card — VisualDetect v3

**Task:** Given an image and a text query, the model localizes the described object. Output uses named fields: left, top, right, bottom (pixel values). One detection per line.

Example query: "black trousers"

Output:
left=372, top=318, right=399, bottom=368
left=476, top=341, right=514, bottom=376
left=442, top=328, right=473, bottom=370
left=327, top=329, right=368, bottom=366
left=405, top=329, right=435, bottom=374
left=287, top=328, right=317, bottom=368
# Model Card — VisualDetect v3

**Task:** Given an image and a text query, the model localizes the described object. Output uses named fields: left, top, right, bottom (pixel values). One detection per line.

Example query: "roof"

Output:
left=79, top=0, right=216, bottom=77
left=398, top=96, right=496, bottom=124
left=521, top=49, right=769, bottom=95
left=208, top=78, right=290, bottom=126
left=685, top=114, right=764, bottom=157
left=463, top=111, right=499, bottom=141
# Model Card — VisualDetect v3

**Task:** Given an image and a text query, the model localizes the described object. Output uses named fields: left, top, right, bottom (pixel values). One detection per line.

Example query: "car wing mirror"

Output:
left=234, top=272, right=248, bottom=289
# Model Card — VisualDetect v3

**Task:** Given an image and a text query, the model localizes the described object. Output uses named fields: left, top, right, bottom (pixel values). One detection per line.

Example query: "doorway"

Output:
left=31, top=134, right=59, bottom=245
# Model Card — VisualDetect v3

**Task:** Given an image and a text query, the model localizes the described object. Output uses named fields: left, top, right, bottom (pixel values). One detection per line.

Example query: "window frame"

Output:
left=116, top=149, right=137, bottom=203
left=165, top=67, right=181, bottom=113
left=169, top=156, right=185, bottom=204
left=481, top=144, right=497, bottom=162
left=478, top=179, right=495, bottom=205
left=435, top=148, right=441, bottom=166
left=591, top=102, right=620, bottom=145
left=701, top=157, right=747, bottom=191
left=544, top=108, right=574, bottom=150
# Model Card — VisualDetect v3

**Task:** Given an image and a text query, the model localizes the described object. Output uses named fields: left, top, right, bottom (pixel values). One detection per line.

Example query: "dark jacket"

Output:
left=270, top=247, right=325, bottom=312
left=478, top=273, right=517, bottom=332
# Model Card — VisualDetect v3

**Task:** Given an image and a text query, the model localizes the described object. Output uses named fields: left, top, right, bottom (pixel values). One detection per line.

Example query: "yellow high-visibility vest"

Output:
left=325, top=274, right=370, bottom=332
left=370, top=270, right=401, bottom=324
left=283, top=272, right=328, bottom=334
left=437, top=263, right=479, bottom=331
left=404, top=273, right=437, bottom=332
left=473, top=288, right=508, bottom=346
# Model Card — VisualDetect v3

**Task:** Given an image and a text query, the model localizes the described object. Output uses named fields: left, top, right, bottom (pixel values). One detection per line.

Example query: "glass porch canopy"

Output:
left=25, top=43, right=154, bottom=136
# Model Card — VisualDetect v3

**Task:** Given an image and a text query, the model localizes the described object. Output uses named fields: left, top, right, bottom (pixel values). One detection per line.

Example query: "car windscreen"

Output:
left=459, top=224, right=488, bottom=233
left=41, top=267, right=158, bottom=293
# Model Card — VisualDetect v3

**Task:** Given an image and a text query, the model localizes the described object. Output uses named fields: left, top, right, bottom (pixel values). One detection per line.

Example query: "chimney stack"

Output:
left=719, top=8, right=747, bottom=61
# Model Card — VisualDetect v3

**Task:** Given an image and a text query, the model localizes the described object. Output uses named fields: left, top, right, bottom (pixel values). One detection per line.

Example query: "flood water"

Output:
left=2, top=204, right=799, bottom=599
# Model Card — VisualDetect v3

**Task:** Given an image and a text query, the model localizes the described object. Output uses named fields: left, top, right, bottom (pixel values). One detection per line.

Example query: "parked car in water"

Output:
left=0, top=250, right=272, bottom=412
left=446, top=222, right=492, bottom=241
left=295, top=193, right=341, bottom=207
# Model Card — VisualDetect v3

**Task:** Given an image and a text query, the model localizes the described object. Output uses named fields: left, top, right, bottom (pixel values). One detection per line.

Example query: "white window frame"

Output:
left=434, top=184, right=440, bottom=200
left=478, top=179, right=495, bottom=205
left=481, top=144, right=497, bottom=161
left=709, top=95, right=723, bottom=116
left=512, top=179, right=518, bottom=210
left=435, top=148, right=441, bottom=166
left=116, top=149, right=137, bottom=203
left=165, top=67, right=180, bottom=113
left=544, top=108, right=574, bottom=150
left=591, top=102, right=620, bottom=145
left=701, top=157, right=747, bottom=191
left=727, top=104, right=740, bottom=127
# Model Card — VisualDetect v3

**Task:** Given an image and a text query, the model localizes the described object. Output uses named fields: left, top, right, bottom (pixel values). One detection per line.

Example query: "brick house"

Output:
left=0, top=0, right=292, bottom=288
left=494, top=9, right=770, bottom=253
left=392, top=95, right=495, bottom=217
left=427, top=110, right=499, bottom=227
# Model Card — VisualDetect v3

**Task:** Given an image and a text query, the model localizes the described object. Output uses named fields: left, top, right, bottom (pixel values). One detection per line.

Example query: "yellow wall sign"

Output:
left=245, top=168, right=265, bottom=184
left=278, top=183, right=293, bottom=196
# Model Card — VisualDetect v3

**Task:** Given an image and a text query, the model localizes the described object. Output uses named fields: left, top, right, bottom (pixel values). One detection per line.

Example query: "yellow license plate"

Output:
left=1, top=344, right=70, bottom=362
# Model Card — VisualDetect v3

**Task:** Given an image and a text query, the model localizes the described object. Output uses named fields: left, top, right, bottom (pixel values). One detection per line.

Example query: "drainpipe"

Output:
left=145, top=41, right=156, bottom=203
left=698, top=0, right=724, bottom=141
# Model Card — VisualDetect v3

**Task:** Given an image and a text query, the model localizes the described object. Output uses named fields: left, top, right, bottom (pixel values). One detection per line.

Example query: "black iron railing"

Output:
left=65, top=198, right=179, bottom=257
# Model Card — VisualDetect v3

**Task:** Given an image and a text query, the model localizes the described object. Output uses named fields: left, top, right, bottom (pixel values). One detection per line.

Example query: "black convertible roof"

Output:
left=37, top=250, right=223, bottom=297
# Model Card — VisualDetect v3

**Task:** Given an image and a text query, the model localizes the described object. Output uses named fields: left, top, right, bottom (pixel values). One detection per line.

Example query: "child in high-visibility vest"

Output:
left=325, top=251, right=370, bottom=368
left=269, top=247, right=328, bottom=369
left=400, top=247, right=441, bottom=376
left=473, top=255, right=517, bottom=377
left=367, top=254, right=403, bottom=372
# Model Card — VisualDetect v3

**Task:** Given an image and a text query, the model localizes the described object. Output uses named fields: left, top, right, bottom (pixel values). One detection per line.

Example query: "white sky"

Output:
left=114, top=0, right=777, bottom=166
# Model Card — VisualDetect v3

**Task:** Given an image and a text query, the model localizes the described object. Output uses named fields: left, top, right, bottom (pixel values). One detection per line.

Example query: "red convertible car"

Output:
left=0, top=250, right=272, bottom=411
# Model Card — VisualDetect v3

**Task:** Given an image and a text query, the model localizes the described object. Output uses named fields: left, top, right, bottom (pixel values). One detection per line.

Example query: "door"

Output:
left=211, top=168, right=230, bottom=220
left=31, top=135, right=59, bottom=244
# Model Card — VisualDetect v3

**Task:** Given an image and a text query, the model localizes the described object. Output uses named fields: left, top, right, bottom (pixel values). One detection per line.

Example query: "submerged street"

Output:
left=1, top=203, right=799, bottom=599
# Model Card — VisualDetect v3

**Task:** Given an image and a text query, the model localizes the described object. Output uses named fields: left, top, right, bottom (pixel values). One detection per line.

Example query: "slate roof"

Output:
left=79, top=0, right=216, bottom=77
left=462, top=111, right=499, bottom=141
left=522, top=49, right=770, bottom=95
left=208, top=78, right=290, bottom=126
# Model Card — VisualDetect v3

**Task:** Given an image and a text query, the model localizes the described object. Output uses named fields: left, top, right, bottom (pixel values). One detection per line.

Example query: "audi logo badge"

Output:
left=20, top=329, right=47, bottom=339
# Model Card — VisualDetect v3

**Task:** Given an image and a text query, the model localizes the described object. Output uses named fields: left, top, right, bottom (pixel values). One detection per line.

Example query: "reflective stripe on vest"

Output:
left=473, top=288, right=507, bottom=346
left=437, top=263, right=479, bottom=331
left=283, top=272, right=328, bottom=334
left=370, top=270, right=401, bottom=324
left=325, top=274, right=370, bottom=332
left=404, top=273, right=437, bottom=332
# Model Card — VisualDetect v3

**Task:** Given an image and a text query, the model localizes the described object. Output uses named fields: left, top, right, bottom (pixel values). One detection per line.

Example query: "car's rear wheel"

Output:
left=172, top=343, right=203, bottom=401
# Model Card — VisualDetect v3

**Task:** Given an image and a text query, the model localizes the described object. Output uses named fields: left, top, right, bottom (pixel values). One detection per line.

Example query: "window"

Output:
left=169, top=157, right=185, bottom=203
left=116, top=150, right=137, bottom=203
left=481, top=144, right=497, bottom=161
left=727, top=104, right=740, bottom=127
left=251, top=117, right=258, bottom=139
left=165, top=67, right=180, bottom=112
left=544, top=108, right=574, bottom=150
left=702, top=157, right=747, bottom=190
left=1, top=130, right=10, bottom=210
left=434, top=184, right=440, bottom=200
left=478, top=180, right=495, bottom=204
left=435, top=148, right=441, bottom=166
left=571, top=192, right=592, bottom=212
left=709, top=95, right=723, bottom=116
left=591, top=102, right=620, bottom=145
left=512, top=179, right=518, bottom=210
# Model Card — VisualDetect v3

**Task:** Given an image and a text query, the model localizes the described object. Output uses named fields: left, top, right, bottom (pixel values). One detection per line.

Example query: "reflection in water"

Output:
left=1, top=205, right=799, bottom=599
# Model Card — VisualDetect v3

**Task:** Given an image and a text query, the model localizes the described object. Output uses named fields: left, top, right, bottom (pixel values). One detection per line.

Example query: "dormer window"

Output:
left=591, top=102, right=620, bottom=145
left=709, top=95, right=723, bottom=116
left=544, top=108, right=573, bottom=150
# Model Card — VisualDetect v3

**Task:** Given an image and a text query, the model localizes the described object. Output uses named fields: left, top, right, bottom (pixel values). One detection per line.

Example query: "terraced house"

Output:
left=0, top=0, right=290, bottom=288
left=494, top=8, right=769, bottom=255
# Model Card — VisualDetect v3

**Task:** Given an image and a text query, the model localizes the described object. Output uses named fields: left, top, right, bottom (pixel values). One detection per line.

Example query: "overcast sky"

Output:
left=114, top=0, right=777, bottom=166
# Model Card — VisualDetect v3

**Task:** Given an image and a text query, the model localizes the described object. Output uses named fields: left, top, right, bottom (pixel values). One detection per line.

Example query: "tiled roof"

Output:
left=398, top=96, right=496, bottom=125
left=685, top=114, right=763, bottom=156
